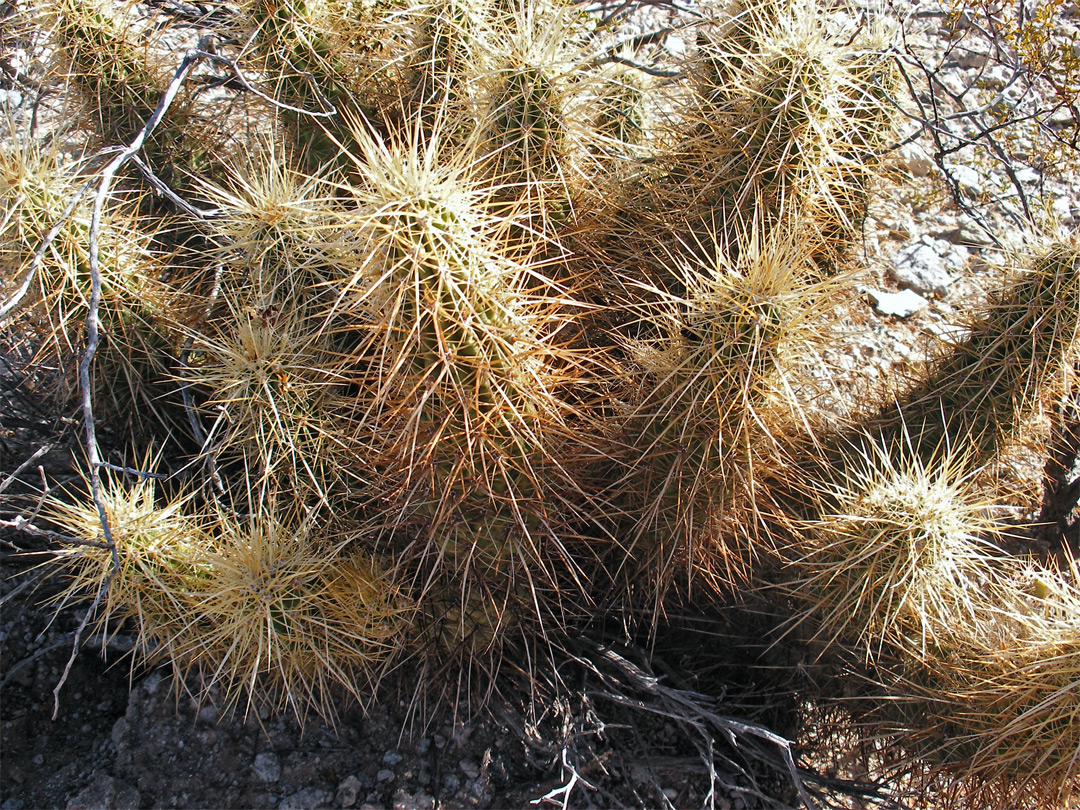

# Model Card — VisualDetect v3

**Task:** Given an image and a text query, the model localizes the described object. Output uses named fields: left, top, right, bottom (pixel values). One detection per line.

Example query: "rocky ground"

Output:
left=2, top=0, right=1079, bottom=808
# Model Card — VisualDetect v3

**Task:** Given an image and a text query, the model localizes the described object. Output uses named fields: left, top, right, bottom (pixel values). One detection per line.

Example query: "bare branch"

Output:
left=52, top=42, right=207, bottom=720
left=573, top=640, right=897, bottom=809
left=884, top=2, right=1080, bottom=238
left=129, top=154, right=221, bottom=220
left=179, top=262, right=226, bottom=496
left=0, top=444, right=52, bottom=495
left=597, top=54, right=682, bottom=79
left=95, top=462, right=168, bottom=480
left=0, top=516, right=110, bottom=549
left=197, top=49, right=339, bottom=118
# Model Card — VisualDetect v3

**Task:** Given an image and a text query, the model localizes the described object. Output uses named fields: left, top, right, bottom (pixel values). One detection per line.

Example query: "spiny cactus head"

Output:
left=606, top=224, right=843, bottom=607
left=749, top=20, right=835, bottom=148
left=1, top=136, right=86, bottom=320
left=0, top=133, right=179, bottom=432
left=1, top=137, right=148, bottom=314
left=976, top=238, right=1080, bottom=443
left=325, top=113, right=572, bottom=426
left=0, top=127, right=72, bottom=204
left=626, top=221, right=841, bottom=407
left=184, top=296, right=343, bottom=500
left=996, top=241, right=1080, bottom=371
left=178, top=508, right=408, bottom=723
left=783, top=436, right=1009, bottom=662
left=334, top=111, right=488, bottom=246
left=880, top=556, right=1080, bottom=809
left=195, top=141, right=341, bottom=299
left=326, top=114, right=526, bottom=364
left=44, top=467, right=206, bottom=654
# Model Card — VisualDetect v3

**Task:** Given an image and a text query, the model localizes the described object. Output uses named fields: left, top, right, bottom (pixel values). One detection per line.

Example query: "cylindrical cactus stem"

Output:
left=183, top=149, right=355, bottom=501
left=664, top=0, right=894, bottom=253
left=45, top=0, right=211, bottom=187
left=863, top=241, right=1080, bottom=471
left=610, top=225, right=839, bottom=607
left=404, top=571, right=543, bottom=712
left=411, top=0, right=485, bottom=115
left=695, top=0, right=783, bottom=93
left=322, top=120, right=587, bottom=640
left=473, top=0, right=603, bottom=223
left=613, top=417, right=766, bottom=609
left=183, top=301, right=345, bottom=502
left=237, top=0, right=387, bottom=170
left=594, top=61, right=648, bottom=156
left=490, top=62, right=563, bottom=184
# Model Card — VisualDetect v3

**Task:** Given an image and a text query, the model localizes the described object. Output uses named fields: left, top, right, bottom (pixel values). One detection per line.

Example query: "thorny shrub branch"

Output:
left=887, top=0, right=1080, bottom=237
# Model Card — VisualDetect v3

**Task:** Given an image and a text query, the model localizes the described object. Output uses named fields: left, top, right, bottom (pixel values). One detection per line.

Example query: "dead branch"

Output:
left=572, top=639, right=899, bottom=810
left=0, top=186, right=92, bottom=323
left=51, top=40, right=208, bottom=719
left=0, top=516, right=109, bottom=549
left=41, top=31, right=348, bottom=715
left=0, top=444, right=51, bottom=494
left=178, top=261, right=227, bottom=497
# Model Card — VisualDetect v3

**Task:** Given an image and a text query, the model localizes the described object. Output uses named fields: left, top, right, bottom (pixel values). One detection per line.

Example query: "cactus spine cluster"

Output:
left=2, top=0, right=1078, bottom=804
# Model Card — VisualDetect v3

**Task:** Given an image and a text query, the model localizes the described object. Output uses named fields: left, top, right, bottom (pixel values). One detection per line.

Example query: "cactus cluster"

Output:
left=2, top=0, right=1078, bottom=804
